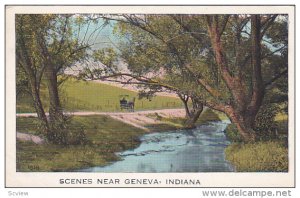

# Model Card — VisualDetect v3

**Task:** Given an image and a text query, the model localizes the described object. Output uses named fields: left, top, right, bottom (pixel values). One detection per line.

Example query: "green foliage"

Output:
left=116, top=15, right=229, bottom=101
left=16, top=14, right=89, bottom=85
left=225, top=108, right=287, bottom=143
left=255, top=104, right=279, bottom=140
left=47, top=115, right=88, bottom=145
left=225, top=123, right=243, bottom=142
left=26, top=114, right=88, bottom=145
left=92, top=48, right=117, bottom=67
left=16, top=14, right=93, bottom=146
left=113, top=15, right=288, bottom=142
left=225, top=141, right=288, bottom=172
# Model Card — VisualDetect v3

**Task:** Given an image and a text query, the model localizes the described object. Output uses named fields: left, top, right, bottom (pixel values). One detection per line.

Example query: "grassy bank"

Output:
left=17, top=115, right=146, bottom=172
left=224, top=113, right=288, bottom=172
left=225, top=141, right=288, bottom=172
left=17, top=78, right=182, bottom=113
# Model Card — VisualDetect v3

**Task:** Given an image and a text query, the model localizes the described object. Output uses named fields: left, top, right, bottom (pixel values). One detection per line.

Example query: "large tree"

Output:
left=16, top=14, right=96, bottom=143
left=188, top=14, right=287, bottom=141
left=16, top=14, right=54, bottom=135
left=98, top=14, right=288, bottom=142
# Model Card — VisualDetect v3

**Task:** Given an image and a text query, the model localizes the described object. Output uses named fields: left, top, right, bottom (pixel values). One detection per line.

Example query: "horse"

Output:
left=127, top=97, right=135, bottom=112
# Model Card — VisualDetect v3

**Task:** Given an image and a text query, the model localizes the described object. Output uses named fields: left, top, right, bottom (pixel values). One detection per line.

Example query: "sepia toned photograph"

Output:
left=5, top=5, right=295, bottom=187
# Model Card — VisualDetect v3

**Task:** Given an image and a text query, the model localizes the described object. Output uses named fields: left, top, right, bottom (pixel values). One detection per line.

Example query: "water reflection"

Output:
left=79, top=121, right=235, bottom=172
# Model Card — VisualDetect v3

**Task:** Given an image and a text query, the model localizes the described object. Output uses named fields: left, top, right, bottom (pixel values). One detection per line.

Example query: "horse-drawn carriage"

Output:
left=119, top=95, right=135, bottom=112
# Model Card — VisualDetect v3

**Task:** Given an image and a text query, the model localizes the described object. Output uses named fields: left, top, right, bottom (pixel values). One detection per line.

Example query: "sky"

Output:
left=74, top=17, right=120, bottom=50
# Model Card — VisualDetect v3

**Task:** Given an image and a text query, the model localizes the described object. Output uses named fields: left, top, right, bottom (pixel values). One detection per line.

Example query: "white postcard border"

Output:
left=5, top=5, right=295, bottom=188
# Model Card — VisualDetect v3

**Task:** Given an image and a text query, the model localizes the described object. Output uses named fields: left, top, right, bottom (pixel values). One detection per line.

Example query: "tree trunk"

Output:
left=44, top=64, right=63, bottom=122
left=184, top=103, right=204, bottom=129
left=224, top=106, right=256, bottom=142
left=183, top=100, right=191, bottom=118
left=16, top=41, right=49, bottom=134
left=178, top=94, right=191, bottom=118
left=245, top=14, right=264, bottom=128
left=204, top=15, right=266, bottom=142
left=29, top=80, right=49, bottom=134
left=178, top=94, right=204, bottom=129
left=206, top=15, right=248, bottom=113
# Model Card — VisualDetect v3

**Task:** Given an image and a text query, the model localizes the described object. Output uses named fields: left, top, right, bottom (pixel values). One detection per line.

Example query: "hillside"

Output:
left=16, top=78, right=183, bottom=113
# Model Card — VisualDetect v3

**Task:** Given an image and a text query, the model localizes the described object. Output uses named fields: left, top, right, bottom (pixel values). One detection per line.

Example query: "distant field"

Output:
left=17, top=78, right=183, bottom=113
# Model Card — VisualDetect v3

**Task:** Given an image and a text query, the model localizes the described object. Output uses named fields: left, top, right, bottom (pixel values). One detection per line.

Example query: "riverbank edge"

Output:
left=223, top=123, right=289, bottom=172
left=16, top=110, right=223, bottom=172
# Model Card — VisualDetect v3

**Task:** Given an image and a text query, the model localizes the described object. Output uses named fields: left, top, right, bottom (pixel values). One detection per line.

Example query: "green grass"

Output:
left=17, top=78, right=182, bottom=113
left=17, top=115, right=147, bottom=172
left=275, top=112, right=288, bottom=121
left=225, top=141, right=288, bottom=172
left=17, top=117, right=42, bottom=135
left=224, top=111, right=288, bottom=172
left=17, top=141, right=116, bottom=172
left=274, top=112, right=288, bottom=138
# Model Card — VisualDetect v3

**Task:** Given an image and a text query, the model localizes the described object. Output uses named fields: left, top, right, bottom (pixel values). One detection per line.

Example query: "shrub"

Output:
left=255, top=104, right=279, bottom=140
left=224, top=123, right=242, bottom=142
left=225, top=141, right=288, bottom=172
left=45, top=114, right=88, bottom=145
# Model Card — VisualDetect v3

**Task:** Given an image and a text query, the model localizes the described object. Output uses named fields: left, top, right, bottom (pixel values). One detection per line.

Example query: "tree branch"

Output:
left=219, top=15, right=230, bottom=37
left=54, top=16, right=70, bottom=55
left=261, top=45, right=286, bottom=59
left=171, top=15, right=207, bottom=44
left=88, top=72, right=180, bottom=93
left=197, top=78, right=221, bottom=98
left=260, top=15, right=278, bottom=40
left=264, top=69, right=288, bottom=87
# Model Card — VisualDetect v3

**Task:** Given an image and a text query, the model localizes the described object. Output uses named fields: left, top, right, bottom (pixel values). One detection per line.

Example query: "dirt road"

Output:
left=16, top=108, right=185, bottom=118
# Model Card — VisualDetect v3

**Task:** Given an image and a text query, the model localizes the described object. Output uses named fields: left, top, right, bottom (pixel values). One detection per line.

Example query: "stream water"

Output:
left=79, top=120, right=235, bottom=172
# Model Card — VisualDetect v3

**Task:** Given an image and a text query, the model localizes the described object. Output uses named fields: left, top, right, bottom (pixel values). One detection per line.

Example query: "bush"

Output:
left=224, top=123, right=242, bottom=142
left=225, top=141, right=288, bottom=172
left=44, top=114, right=88, bottom=145
left=255, top=104, right=279, bottom=140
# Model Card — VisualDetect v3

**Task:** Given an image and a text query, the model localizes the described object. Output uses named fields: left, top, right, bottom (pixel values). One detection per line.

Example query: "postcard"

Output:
left=5, top=5, right=295, bottom=187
